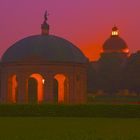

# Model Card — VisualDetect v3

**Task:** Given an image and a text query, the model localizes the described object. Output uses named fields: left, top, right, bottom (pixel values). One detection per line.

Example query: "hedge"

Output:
left=0, top=104, right=139, bottom=117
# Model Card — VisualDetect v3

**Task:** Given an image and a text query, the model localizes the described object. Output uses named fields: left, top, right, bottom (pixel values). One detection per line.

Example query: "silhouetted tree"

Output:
left=98, top=53, right=125, bottom=95
left=87, top=62, right=98, bottom=93
left=123, top=51, right=140, bottom=95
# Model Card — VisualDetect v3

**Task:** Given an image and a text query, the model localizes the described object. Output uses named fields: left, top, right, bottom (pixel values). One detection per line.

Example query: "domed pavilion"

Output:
left=0, top=11, right=88, bottom=104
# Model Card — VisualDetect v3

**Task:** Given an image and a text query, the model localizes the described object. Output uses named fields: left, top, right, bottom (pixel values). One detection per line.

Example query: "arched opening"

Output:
left=54, top=74, right=69, bottom=103
left=8, top=74, right=18, bottom=103
left=27, top=73, right=44, bottom=103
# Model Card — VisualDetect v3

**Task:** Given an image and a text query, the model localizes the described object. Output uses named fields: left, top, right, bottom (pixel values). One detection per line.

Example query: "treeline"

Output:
left=88, top=51, right=140, bottom=95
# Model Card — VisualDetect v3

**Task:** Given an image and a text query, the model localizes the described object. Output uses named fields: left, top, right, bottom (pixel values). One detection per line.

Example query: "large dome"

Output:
left=103, top=26, right=129, bottom=53
left=103, top=36, right=128, bottom=53
left=1, top=35, right=88, bottom=63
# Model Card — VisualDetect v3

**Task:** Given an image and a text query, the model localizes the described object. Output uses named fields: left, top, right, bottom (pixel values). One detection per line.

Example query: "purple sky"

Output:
left=0, top=0, right=140, bottom=60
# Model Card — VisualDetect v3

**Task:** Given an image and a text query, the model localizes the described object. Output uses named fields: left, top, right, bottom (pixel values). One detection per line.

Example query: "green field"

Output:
left=0, top=104, right=140, bottom=139
left=0, top=117, right=140, bottom=140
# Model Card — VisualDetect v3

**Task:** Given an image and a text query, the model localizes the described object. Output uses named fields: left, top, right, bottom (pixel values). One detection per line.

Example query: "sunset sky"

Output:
left=0, top=0, right=140, bottom=61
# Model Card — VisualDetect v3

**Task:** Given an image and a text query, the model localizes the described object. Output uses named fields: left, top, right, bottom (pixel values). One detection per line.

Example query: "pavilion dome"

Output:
left=103, top=26, right=129, bottom=53
left=1, top=35, right=88, bottom=63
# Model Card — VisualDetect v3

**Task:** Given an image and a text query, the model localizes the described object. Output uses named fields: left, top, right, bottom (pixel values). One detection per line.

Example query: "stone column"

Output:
left=78, top=69, right=87, bottom=104
left=17, top=73, right=28, bottom=104
left=68, top=73, right=76, bottom=104
left=83, top=70, right=87, bottom=103
left=64, top=77, right=69, bottom=104
left=44, top=73, right=54, bottom=103
left=0, top=72, right=8, bottom=103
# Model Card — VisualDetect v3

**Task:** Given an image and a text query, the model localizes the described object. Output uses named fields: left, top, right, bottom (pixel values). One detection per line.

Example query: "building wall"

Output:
left=0, top=62, right=87, bottom=104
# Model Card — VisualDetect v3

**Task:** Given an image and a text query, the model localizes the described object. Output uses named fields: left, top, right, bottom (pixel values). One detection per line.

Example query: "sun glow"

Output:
left=123, top=48, right=130, bottom=53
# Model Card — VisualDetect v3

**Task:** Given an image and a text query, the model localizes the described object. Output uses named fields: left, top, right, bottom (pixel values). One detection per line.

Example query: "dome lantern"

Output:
left=111, top=26, right=119, bottom=36
left=41, top=11, right=50, bottom=35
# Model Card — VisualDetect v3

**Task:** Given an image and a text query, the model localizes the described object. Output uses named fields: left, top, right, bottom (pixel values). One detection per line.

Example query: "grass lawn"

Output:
left=0, top=117, right=140, bottom=140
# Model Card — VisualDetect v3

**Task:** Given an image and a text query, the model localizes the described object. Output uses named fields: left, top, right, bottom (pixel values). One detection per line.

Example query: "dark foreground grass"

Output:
left=0, top=117, right=140, bottom=140
left=0, top=104, right=140, bottom=118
